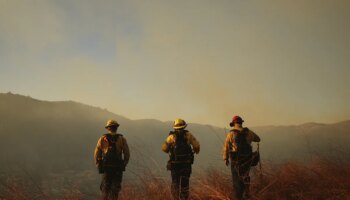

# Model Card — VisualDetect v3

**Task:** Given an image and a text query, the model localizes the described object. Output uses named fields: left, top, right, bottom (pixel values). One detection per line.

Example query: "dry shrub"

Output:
left=252, top=159, right=350, bottom=200
left=190, top=169, right=233, bottom=200
left=118, top=159, right=350, bottom=200
left=1, top=159, right=350, bottom=200
left=118, top=173, right=171, bottom=200
left=0, top=173, right=86, bottom=200
left=0, top=176, right=47, bottom=200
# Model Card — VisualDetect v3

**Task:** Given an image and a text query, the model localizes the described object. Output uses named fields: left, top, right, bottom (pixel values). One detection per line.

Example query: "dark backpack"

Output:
left=233, top=128, right=252, bottom=157
left=102, top=134, right=123, bottom=169
left=169, top=130, right=194, bottom=164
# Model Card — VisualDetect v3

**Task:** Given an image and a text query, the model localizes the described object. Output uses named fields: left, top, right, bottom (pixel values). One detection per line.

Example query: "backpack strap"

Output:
left=173, top=130, right=189, bottom=142
left=103, top=133, right=122, bottom=147
left=115, top=133, right=123, bottom=142
left=169, top=130, right=188, bottom=139
left=242, top=127, right=249, bottom=135
left=173, top=129, right=188, bottom=135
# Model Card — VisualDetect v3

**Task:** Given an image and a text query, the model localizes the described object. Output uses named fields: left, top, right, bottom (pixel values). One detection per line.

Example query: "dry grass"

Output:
left=254, top=159, right=350, bottom=200
left=117, top=158, right=350, bottom=200
left=1, top=158, right=350, bottom=200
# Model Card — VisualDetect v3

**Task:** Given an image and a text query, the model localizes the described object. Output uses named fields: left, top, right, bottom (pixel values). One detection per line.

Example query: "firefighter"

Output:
left=94, top=120, right=130, bottom=200
left=223, top=116, right=260, bottom=200
left=162, top=119, right=200, bottom=200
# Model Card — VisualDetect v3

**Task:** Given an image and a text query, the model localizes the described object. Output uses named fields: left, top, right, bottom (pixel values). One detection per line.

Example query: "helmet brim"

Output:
left=173, top=124, right=187, bottom=130
left=230, top=120, right=244, bottom=127
left=105, top=124, right=119, bottom=129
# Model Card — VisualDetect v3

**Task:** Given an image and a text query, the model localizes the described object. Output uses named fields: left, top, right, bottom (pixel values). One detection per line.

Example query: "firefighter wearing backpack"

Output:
left=94, top=120, right=130, bottom=200
left=162, top=119, right=200, bottom=200
left=223, top=116, right=260, bottom=200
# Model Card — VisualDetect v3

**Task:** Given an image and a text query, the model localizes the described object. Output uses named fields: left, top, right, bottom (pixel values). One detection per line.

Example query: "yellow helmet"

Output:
left=105, top=119, right=120, bottom=128
left=173, top=118, right=187, bottom=130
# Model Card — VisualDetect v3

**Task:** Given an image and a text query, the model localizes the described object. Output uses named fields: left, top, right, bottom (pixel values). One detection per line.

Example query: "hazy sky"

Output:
left=1, top=0, right=349, bottom=127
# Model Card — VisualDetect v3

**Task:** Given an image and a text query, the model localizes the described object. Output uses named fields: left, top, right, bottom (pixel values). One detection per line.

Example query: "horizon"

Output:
left=2, top=91, right=349, bottom=128
left=1, top=0, right=349, bottom=127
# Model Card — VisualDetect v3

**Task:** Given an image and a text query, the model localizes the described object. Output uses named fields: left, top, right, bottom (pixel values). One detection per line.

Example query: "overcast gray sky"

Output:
left=1, top=0, right=349, bottom=127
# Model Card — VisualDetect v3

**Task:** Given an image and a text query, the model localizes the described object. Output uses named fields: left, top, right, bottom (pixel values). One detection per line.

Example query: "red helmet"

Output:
left=229, top=115, right=244, bottom=127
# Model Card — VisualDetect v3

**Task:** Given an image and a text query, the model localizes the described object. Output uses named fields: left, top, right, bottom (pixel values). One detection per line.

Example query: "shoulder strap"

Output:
left=103, top=134, right=121, bottom=146
left=173, top=130, right=188, bottom=139
left=104, top=134, right=113, bottom=145
left=239, top=128, right=249, bottom=136
left=175, top=129, right=188, bottom=134
left=102, top=133, right=110, bottom=142
left=116, top=134, right=123, bottom=146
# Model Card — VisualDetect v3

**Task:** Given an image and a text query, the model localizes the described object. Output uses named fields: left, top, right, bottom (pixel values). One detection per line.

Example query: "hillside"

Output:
left=0, top=92, right=349, bottom=198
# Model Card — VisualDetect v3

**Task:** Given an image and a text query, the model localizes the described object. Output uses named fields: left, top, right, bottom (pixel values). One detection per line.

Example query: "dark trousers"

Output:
left=100, top=168, right=123, bottom=200
left=231, top=158, right=251, bottom=200
left=171, top=163, right=192, bottom=200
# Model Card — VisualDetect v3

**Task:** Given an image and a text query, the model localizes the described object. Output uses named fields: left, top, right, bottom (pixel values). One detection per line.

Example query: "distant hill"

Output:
left=0, top=92, right=349, bottom=173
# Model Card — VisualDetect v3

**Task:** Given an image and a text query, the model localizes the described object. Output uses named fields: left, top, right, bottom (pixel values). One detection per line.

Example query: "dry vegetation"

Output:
left=1, top=157, right=349, bottom=200
left=116, top=159, right=350, bottom=200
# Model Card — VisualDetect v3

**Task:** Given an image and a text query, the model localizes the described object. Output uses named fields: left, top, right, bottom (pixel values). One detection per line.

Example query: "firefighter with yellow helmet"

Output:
left=162, top=119, right=200, bottom=200
left=94, top=120, right=130, bottom=200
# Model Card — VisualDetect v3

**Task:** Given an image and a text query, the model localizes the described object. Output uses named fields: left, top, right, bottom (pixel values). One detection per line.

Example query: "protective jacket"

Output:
left=162, top=131, right=200, bottom=154
left=223, top=127, right=260, bottom=161
left=94, top=133, right=130, bottom=167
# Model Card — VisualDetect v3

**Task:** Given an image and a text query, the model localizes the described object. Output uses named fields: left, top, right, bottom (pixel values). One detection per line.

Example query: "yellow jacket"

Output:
left=223, top=127, right=260, bottom=161
left=162, top=131, right=200, bottom=154
left=94, top=133, right=130, bottom=166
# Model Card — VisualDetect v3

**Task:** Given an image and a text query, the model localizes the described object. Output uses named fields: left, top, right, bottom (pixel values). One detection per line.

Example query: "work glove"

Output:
left=225, top=159, right=229, bottom=166
left=122, top=161, right=127, bottom=171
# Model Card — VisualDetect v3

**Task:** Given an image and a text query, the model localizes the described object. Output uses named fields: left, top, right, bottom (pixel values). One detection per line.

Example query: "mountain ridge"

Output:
left=2, top=92, right=348, bottom=129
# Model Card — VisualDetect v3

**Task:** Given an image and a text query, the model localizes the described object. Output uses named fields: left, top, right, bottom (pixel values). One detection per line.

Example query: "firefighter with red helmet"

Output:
left=223, top=116, right=261, bottom=200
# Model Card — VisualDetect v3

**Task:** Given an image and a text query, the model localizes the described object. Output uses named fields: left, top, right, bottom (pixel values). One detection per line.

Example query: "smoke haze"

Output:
left=1, top=0, right=349, bottom=127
